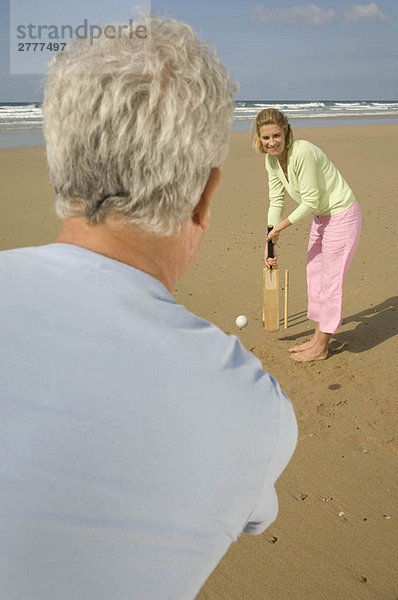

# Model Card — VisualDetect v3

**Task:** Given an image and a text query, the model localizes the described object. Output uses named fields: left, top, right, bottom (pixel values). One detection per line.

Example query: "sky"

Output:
left=0, top=0, right=397, bottom=101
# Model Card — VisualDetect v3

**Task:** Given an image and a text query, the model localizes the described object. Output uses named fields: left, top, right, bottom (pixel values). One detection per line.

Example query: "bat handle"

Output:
left=267, top=226, right=275, bottom=266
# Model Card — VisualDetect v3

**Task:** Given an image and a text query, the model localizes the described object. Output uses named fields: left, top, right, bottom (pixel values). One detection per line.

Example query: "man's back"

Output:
left=0, top=243, right=296, bottom=599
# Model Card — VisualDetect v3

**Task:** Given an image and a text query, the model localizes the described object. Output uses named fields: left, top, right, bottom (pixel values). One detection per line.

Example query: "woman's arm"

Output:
left=266, top=217, right=292, bottom=243
left=264, top=158, right=288, bottom=266
left=287, top=143, right=321, bottom=224
left=266, top=160, right=286, bottom=226
left=266, top=143, right=321, bottom=244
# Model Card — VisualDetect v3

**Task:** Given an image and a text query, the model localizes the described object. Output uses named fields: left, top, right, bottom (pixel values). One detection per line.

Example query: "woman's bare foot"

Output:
left=288, top=339, right=316, bottom=353
left=289, top=330, right=331, bottom=362
left=290, top=347, right=328, bottom=362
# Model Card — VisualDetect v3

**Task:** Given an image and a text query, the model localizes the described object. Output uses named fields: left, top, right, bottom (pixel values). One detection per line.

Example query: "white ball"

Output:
left=235, top=315, right=248, bottom=328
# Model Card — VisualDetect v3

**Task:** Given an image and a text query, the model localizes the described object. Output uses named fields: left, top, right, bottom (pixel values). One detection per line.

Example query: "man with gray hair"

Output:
left=0, top=15, right=297, bottom=600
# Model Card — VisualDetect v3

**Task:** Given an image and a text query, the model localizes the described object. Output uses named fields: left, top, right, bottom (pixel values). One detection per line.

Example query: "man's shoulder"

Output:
left=146, top=296, right=286, bottom=428
left=181, top=318, right=288, bottom=420
left=0, top=245, right=34, bottom=260
left=0, top=244, right=61, bottom=266
left=0, top=245, right=43, bottom=274
left=167, top=306, right=263, bottom=382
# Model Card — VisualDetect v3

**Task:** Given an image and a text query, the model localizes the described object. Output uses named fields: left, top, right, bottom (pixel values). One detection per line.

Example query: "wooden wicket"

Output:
left=284, top=270, right=289, bottom=329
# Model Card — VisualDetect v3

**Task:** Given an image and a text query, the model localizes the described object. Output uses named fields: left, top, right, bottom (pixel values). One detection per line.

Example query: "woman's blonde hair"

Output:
left=251, top=108, right=293, bottom=154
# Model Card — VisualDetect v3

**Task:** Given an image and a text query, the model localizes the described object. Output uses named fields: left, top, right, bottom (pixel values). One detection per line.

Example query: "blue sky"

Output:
left=0, top=0, right=397, bottom=101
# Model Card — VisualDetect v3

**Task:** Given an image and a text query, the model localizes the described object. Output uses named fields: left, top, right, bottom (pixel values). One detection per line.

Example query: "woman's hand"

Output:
left=264, top=240, right=278, bottom=268
left=264, top=226, right=279, bottom=268
left=263, top=217, right=293, bottom=267
left=265, top=227, right=280, bottom=244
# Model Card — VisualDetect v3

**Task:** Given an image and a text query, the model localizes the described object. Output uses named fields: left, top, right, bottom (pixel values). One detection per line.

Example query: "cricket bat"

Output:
left=263, top=226, right=280, bottom=332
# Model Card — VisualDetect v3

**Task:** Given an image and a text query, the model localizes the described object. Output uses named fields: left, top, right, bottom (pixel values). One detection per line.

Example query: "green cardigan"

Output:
left=266, top=140, right=355, bottom=226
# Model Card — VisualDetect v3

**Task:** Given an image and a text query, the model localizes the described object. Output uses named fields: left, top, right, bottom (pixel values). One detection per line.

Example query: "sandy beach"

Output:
left=1, top=124, right=397, bottom=599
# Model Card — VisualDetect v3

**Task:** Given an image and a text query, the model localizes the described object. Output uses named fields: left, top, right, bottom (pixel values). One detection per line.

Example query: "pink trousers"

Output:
left=306, top=201, right=362, bottom=334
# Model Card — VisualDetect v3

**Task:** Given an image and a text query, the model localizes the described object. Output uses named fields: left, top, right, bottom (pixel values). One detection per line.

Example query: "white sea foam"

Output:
left=1, top=100, right=398, bottom=137
left=233, top=100, right=398, bottom=122
left=0, top=104, right=43, bottom=129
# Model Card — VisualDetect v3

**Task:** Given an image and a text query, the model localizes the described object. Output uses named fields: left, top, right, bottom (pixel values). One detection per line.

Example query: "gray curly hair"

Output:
left=43, top=15, right=238, bottom=235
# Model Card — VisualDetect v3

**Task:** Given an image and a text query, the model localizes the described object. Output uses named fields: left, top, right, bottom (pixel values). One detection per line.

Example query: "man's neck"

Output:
left=56, top=218, right=186, bottom=293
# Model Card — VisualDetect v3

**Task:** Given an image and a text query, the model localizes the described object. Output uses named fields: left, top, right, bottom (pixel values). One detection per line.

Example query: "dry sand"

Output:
left=1, top=125, right=397, bottom=600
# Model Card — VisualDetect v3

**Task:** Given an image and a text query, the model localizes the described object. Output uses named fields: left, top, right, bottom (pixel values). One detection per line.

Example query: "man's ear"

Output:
left=192, top=167, right=221, bottom=230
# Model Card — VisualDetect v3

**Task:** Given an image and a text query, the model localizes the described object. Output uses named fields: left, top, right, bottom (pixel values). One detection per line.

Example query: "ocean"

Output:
left=1, top=100, right=398, bottom=148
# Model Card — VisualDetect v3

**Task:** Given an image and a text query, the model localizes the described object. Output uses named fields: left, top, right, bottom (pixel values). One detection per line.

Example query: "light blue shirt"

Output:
left=0, top=243, right=297, bottom=599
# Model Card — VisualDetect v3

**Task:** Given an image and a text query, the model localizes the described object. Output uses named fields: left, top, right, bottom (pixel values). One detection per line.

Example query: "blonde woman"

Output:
left=253, top=108, right=362, bottom=362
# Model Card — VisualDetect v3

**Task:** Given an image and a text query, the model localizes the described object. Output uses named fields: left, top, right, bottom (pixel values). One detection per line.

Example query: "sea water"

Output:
left=1, top=100, right=398, bottom=148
